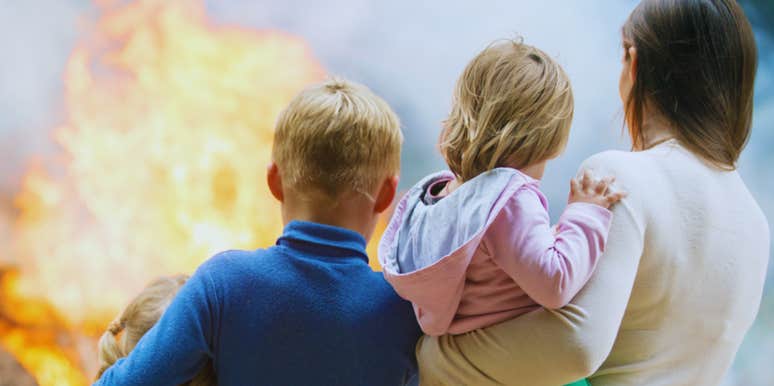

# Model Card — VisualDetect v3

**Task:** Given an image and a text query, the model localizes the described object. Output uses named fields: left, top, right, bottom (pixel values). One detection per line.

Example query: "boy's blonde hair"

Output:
left=273, top=78, right=402, bottom=200
left=96, top=275, right=215, bottom=386
left=441, top=39, right=574, bottom=181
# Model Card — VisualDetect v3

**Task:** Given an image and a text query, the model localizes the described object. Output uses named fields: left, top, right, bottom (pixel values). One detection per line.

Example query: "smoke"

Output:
left=0, top=0, right=94, bottom=265
left=205, top=0, right=640, bottom=196
left=0, top=0, right=91, bottom=197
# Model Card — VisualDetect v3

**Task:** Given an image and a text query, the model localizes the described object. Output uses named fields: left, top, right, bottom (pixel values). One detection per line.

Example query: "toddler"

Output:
left=379, top=40, right=624, bottom=386
left=96, top=275, right=215, bottom=385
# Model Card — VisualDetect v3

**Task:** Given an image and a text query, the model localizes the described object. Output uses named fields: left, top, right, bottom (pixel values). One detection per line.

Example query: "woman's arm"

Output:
left=416, top=152, right=646, bottom=386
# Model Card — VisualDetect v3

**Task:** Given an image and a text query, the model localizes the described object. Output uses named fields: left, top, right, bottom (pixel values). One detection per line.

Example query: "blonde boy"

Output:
left=96, top=79, right=422, bottom=386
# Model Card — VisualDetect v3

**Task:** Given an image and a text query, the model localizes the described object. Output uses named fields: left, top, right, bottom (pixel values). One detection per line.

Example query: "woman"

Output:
left=416, top=1, right=770, bottom=385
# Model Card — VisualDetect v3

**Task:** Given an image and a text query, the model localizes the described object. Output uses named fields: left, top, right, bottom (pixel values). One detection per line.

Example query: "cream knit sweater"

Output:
left=416, top=140, right=771, bottom=386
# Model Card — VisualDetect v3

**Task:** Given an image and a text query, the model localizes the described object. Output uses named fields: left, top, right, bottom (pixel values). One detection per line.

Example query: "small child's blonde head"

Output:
left=441, top=39, right=574, bottom=181
left=96, top=274, right=215, bottom=385
left=273, top=78, right=403, bottom=200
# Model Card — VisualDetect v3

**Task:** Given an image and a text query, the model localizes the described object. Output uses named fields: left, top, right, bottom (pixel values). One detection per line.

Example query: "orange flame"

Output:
left=0, top=271, right=90, bottom=386
left=3, top=0, right=330, bottom=384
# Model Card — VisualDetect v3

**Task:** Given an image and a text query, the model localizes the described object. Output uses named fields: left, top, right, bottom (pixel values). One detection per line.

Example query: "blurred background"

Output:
left=0, top=0, right=771, bottom=385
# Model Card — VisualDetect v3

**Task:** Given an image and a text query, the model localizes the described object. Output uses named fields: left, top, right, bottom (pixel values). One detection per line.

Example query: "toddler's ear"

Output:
left=374, top=175, right=399, bottom=214
left=266, top=163, right=284, bottom=202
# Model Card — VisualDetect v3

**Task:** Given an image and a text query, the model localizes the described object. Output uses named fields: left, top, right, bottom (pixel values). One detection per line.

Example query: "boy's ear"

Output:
left=374, top=175, right=399, bottom=214
left=266, top=162, right=284, bottom=203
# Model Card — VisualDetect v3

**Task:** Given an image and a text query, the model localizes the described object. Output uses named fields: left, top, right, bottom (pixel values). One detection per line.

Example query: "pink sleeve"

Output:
left=484, top=185, right=612, bottom=309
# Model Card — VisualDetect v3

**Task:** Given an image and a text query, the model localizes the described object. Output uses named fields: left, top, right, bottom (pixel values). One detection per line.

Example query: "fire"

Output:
left=0, top=272, right=89, bottom=386
left=1, top=0, right=337, bottom=384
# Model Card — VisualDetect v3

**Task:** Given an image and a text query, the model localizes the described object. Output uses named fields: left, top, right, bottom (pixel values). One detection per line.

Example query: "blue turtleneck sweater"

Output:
left=95, top=221, right=421, bottom=386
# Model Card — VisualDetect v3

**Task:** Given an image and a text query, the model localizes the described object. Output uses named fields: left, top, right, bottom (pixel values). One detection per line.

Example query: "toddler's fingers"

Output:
left=606, top=191, right=628, bottom=204
left=599, top=176, right=616, bottom=195
left=595, top=179, right=609, bottom=195
left=581, top=170, right=592, bottom=191
left=570, top=178, right=581, bottom=193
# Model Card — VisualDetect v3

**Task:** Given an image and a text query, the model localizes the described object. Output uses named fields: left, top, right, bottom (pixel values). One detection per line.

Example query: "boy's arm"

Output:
left=93, top=262, right=220, bottom=386
left=486, top=185, right=612, bottom=309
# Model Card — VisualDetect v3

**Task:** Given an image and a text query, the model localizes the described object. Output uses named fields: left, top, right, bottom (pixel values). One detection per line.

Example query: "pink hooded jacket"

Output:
left=378, top=168, right=612, bottom=336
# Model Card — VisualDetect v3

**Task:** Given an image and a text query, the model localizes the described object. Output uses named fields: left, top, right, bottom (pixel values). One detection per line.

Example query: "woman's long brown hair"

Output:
left=623, top=0, right=758, bottom=169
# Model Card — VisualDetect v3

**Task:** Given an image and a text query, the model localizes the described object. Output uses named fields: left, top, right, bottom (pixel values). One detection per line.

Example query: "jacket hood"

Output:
left=378, top=168, right=536, bottom=335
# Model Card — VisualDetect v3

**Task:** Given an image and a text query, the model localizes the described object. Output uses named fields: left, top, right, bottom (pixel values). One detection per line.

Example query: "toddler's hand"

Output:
left=569, top=170, right=627, bottom=209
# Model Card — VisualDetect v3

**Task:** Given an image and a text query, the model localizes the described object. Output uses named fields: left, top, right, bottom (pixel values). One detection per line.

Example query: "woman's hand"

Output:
left=569, top=170, right=627, bottom=209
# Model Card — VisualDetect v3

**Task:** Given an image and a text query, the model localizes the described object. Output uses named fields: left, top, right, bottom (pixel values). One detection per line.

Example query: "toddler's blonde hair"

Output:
left=441, top=39, right=574, bottom=181
left=96, top=274, right=215, bottom=385
left=273, top=78, right=403, bottom=200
